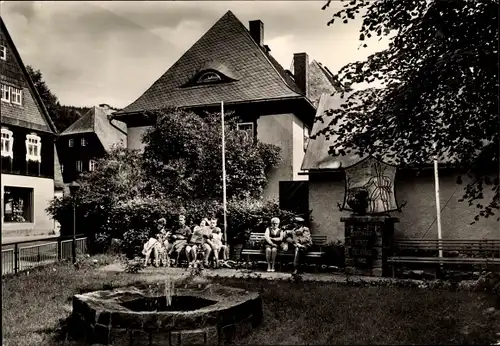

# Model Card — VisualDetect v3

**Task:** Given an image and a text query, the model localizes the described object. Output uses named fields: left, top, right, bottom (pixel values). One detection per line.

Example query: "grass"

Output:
left=2, top=255, right=499, bottom=345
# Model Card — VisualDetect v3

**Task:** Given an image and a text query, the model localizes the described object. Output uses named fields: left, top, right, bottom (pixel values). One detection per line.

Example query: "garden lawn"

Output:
left=2, top=256, right=499, bottom=346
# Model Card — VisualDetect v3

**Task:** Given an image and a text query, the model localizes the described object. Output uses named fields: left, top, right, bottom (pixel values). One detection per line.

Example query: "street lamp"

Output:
left=68, top=181, right=80, bottom=264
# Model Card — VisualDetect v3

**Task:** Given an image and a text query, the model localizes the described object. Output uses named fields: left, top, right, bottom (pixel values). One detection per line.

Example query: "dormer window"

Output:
left=1, top=128, right=14, bottom=159
left=25, top=134, right=42, bottom=162
left=181, top=62, right=239, bottom=88
left=0, top=46, right=6, bottom=61
left=197, top=72, right=222, bottom=83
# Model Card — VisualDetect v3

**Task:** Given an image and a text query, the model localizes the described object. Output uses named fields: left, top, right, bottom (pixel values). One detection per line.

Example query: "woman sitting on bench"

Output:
left=264, top=217, right=287, bottom=272
left=186, top=218, right=212, bottom=268
left=142, top=218, right=170, bottom=267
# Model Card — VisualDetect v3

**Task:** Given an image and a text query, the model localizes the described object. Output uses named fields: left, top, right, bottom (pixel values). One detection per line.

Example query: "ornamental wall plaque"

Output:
left=342, top=156, right=399, bottom=215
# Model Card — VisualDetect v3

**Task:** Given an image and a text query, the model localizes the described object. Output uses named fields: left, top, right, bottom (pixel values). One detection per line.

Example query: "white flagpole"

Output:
left=221, top=102, right=228, bottom=247
left=433, top=142, right=443, bottom=259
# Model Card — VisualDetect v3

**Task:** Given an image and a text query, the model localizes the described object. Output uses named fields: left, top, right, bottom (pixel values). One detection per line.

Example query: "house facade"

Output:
left=301, top=93, right=499, bottom=241
left=112, top=11, right=336, bottom=201
left=57, top=104, right=127, bottom=184
left=1, top=17, right=60, bottom=237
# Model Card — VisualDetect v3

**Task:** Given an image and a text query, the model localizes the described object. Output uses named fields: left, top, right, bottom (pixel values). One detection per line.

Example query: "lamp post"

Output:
left=68, top=181, right=80, bottom=264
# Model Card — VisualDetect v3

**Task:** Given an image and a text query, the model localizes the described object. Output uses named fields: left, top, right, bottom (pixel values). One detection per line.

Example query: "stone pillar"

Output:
left=341, top=215, right=398, bottom=277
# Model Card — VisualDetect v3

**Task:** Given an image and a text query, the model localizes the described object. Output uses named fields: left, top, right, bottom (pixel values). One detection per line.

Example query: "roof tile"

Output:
left=0, top=17, right=56, bottom=134
left=116, top=11, right=302, bottom=116
left=60, top=105, right=127, bottom=151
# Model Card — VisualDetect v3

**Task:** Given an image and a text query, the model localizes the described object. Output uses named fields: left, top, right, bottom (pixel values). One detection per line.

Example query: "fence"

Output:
left=1, top=235, right=88, bottom=276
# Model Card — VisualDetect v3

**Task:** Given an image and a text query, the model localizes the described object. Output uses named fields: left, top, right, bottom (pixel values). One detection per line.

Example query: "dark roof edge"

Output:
left=112, top=95, right=315, bottom=119
left=300, top=164, right=470, bottom=175
left=1, top=115, right=54, bottom=133
left=0, top=17, right=58, bottom=135
left=59, top=129, right=95, bottom=137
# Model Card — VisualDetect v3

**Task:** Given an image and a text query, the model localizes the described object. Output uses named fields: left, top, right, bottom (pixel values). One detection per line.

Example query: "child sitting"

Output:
left=208, top=219, right=228, bottom=267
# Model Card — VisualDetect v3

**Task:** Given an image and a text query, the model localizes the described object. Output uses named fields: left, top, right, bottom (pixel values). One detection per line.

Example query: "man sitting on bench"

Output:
left=168, top=214, right=191, bottom=266
left=289, top=217, right=312, bottom=275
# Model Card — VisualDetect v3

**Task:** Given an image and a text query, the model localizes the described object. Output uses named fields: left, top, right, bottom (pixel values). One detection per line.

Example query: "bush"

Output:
left=322, top=241, right=345, bottom=268
left=474, top=271, right=500, bottom=307
left=49, top=191, right=307, bottom=257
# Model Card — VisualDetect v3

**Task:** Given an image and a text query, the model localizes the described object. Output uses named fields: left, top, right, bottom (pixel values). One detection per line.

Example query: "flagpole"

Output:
left=433, top=142, right=443, bottom=259
left=221, top=102, right=228, bottom=248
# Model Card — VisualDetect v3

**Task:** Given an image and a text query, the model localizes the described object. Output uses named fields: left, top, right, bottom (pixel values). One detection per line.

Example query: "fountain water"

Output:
left=164, top=277, right=175, bottom=307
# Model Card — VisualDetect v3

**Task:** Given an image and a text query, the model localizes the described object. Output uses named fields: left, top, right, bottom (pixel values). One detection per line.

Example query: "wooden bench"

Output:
left=387, top=239, right=500, bottom=277
left=241, top=233, right=328, bottom=270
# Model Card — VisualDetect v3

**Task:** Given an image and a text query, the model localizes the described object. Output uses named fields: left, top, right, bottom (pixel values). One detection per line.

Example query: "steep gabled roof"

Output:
left=116, top=11, right=308, bottom=116
left=302, top=91, right=364, bottom=171
left=60, top=105, right=127, bottom=151
left=54, top=144, right=64, bottom=190
left=0, top=17, right=57, bottom=134
left=308, top=60, right=341, bottom=108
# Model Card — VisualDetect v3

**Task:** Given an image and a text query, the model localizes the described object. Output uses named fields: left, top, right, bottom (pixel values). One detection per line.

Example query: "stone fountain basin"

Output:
left=72, top=283, right=262, bottom=345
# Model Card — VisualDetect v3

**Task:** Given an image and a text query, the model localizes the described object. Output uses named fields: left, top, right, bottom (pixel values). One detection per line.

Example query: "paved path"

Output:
left=99, top=263, right=425, bottom=285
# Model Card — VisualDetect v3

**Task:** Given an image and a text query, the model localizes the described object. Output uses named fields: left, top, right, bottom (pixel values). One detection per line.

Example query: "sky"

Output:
left=0, top=1, right=390, bottom=108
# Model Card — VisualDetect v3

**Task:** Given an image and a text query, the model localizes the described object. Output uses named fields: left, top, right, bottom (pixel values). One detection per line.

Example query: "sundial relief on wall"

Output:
left=343, top=157, right=399, bottom=214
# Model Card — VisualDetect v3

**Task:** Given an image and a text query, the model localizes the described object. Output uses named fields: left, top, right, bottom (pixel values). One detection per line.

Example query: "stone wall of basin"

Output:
left=72, top=284, right=262, bottom=345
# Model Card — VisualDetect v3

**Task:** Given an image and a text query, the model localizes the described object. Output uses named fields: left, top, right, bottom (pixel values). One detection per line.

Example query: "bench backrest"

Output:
left=248, top=233, right=327, bottom=245
left=394, top=239, right=500, bottom=252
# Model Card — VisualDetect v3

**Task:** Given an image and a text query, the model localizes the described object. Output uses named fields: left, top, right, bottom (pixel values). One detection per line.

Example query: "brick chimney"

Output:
left=293, top=52, right=309, bottom=98
left=249, top=20, right=264, bottom=46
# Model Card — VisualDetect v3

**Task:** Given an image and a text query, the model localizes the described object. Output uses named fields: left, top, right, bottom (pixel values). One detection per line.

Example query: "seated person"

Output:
left=168, top=214, right=191, bottom=264
left=186, top=219, right=212, bottom=268
left=264, top=217, right=288, bottom=272
left=208, top=219, right=228, bottom=266
left=142, top=218, right=170, bottom=267
left=290, top=217, right=312, bottom=275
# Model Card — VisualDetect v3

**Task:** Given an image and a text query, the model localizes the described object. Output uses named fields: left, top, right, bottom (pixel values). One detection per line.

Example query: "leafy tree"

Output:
left=47, top=146, right=145, bottom=238
left=56, top=105, right=90, bottom=132
left=27, top=65, right=89, bottom=131
left=319, top=0, right=498, bottom=221
left=142, top=109, right=282, bottom=200
left=26, top=65, right=61, bottom=128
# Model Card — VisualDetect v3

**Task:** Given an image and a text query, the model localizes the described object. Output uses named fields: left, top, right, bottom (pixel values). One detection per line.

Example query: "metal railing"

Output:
left=1, top=234, right=88, bottom=276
